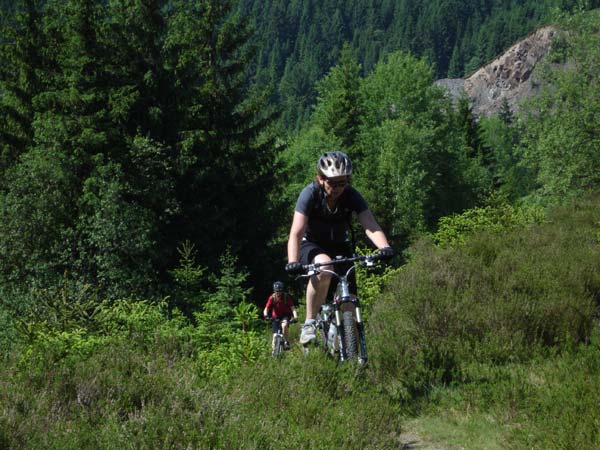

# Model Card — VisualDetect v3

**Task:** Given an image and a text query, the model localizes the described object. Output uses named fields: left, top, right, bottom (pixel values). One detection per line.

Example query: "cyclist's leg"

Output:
left=299, top=241, right=333, bottom=315
left=299, top=241, right=337, bottom=344
left=305, top=254, right=333, bottom=320
left=280, top=317, right=291, bottom=349
left=281, top=317, right=290, bottom=339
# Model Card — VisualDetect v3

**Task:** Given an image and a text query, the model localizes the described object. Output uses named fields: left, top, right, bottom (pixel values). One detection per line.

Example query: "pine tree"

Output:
left=167, top=0, right=277, bottom=279
left=313, top=43, right=362, bottom=153
left=447, top=43, right=462, bottom=78
left=1, top=0, right=277, bottom=299
left=0, top=0, right=47, bottom=186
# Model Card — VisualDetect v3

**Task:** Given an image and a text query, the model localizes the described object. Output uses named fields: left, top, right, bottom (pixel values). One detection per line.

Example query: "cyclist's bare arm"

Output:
left=287, top=211, right=308, bottom=263
left=358, top=209, right=390, bottom=249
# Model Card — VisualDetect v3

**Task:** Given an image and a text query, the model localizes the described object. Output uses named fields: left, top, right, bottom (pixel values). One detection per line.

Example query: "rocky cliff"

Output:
left=436, top=26, right=558, bottom=117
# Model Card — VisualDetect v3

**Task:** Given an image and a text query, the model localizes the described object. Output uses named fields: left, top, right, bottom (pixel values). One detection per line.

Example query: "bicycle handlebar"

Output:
left=264, top=317, right=298, bottom=323
left=303, top=253, right=384, bottom=270
left=296, top=253, right=386, bottom=280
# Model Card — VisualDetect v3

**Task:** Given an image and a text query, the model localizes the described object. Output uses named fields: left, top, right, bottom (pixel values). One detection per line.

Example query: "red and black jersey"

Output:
left=265, top=293, right=294, bottom=318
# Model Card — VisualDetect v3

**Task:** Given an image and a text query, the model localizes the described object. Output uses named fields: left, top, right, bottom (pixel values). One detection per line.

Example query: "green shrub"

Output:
left=418, top=332, right=600, bottom=449
left=432, top=200, right=546, bottom=248
left=508, top=334, right=600, bottom=449
left=355, top=246, right=404, bottom=318
left=369, top=196, right=600, bottom=400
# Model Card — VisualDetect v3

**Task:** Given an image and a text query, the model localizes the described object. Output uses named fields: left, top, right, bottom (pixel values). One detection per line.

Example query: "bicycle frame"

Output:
left=301, top=254, right=380, bottom=364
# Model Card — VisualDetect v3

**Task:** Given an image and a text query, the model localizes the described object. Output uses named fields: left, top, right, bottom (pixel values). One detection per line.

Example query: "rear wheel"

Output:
left=342, top=311, right=358, bottom=360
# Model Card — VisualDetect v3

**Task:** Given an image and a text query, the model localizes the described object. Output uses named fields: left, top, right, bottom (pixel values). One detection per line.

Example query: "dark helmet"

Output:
left=273, top=281, right=284, bottom=292
left=317, top=151, right=352, bottom=178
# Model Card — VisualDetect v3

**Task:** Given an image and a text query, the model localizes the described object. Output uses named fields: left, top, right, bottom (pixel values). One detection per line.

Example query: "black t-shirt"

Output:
left=294, top=181, right=368, bottom=245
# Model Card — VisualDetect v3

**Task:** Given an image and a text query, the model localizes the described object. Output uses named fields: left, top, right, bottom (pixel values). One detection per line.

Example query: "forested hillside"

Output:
left=1, top=2, right=600, bottom=447
left=238, top=0, right=600, bottom=129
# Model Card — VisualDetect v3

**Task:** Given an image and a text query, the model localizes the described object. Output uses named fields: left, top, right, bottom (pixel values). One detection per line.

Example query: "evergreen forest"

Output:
left=240, top=0, right=600, bottom=128
left=1, top=1, right=600, bottom=448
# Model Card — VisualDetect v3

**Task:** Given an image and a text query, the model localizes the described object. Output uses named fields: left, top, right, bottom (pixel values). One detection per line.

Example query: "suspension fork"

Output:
left=333, top=296, right=348, bottom=361
left=354, top=296, right=368, bottom=364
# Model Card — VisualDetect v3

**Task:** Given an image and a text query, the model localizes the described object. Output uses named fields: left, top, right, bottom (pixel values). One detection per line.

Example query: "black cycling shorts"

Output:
left=299, top=240, right=356, bottom=295
left=271, top=317, right=290, bottom=333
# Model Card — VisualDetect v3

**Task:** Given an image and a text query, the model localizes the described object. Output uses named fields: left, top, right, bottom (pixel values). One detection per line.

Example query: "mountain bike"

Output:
left=266, top=317, right=297, bottom=358
left=297, top=253, right=386, bottom=365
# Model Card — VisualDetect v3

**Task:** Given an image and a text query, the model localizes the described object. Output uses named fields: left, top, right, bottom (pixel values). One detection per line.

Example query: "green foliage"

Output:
left=355, top=51, right=490, bottom=242
left=238, top=0, right=592, bottom=130
left=0, top=0, right=47, bottom=183
left=368, top=195, right=600, bottom=403
left=2, top=193, right=600, bottom=449
left=419, top=334, right=600, bottom=449
left=519, top=10, right=600, bottom=199
left=479, top=112, right=536, bottom=200
left=0, top=148, right=77, bottom=289
left=77, top=156, right=159, bottom=297
left=2, top=3, right=600, bottom=448
left=354, top=247, right=403, bottom=318
left=278, top=50, right=490, bottom=253
left=193, top=251, right=249, bottom=340
left=0, top=252, right=266, bottom=445
left=0, top=305, right=17, bottom=354
left=0, top=336, right=402, bottom=449
left=168, top=240, right=208, bottom=315
left=507, top=336, right=600, bottom=448
left=0, top=0, right=276, bottom=301
left=432, top=200, right=547, bottom=247
left=312, top=43, right=363, bottom=153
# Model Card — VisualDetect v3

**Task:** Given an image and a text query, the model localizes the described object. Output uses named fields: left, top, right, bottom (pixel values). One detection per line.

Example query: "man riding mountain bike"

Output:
left=284, top=151, right=394, bottom=345
left=263, top=281, right=298, bottom=350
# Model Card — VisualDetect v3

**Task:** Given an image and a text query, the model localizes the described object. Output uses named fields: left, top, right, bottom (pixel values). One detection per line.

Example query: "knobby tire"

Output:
left=273, top=335, right=284, bottom=358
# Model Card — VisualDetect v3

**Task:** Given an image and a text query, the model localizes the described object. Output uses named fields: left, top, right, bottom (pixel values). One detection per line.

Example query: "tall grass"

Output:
left=0, top=338, right=403, bottom=449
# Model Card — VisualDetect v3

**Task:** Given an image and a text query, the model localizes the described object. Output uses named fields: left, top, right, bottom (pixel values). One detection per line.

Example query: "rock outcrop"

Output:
left=436, top=26, right=558, bottom=117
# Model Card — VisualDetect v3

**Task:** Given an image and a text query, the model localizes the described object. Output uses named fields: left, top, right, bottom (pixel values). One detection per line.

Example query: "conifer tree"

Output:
left=0, top=0, right=46, bottom=186
left=166, top=0, right=276, bottom=278
left=1, top=0, right=276, bottom=299
left=313, top=43, right=362, bottom=154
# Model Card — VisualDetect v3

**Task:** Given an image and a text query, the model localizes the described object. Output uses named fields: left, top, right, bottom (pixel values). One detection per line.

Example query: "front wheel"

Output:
left=272, top=334, right=284, bottom=358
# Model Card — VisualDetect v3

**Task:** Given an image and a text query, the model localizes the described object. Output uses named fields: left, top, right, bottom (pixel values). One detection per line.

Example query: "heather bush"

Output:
left=369, top=196, right=600, bottom=400
left=432, top=199, right=546, bottom=248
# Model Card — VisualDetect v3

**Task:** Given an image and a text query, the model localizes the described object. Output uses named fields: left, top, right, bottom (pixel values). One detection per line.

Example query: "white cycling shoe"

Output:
left=299, top=321, right=316, bottom=344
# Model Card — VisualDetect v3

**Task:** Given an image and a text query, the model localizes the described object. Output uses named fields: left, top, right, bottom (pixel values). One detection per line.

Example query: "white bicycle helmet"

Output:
left=317, top=151, right=352, bottom=178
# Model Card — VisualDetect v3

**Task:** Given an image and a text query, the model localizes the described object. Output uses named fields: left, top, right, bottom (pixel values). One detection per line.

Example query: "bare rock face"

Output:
left=436, top=26, right=558, bottom=117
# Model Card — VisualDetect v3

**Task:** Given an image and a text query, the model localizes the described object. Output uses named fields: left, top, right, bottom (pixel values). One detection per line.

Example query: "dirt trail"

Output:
left=399, top=428, right=458, bottom=450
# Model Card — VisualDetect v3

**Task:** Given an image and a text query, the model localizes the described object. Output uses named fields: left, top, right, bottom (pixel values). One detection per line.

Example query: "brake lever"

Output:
left=359, top=257, right=376, bottom=268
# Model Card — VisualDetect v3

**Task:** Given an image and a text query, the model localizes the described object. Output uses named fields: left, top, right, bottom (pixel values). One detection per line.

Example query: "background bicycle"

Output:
left=265, top=317, right=297, bottom=358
